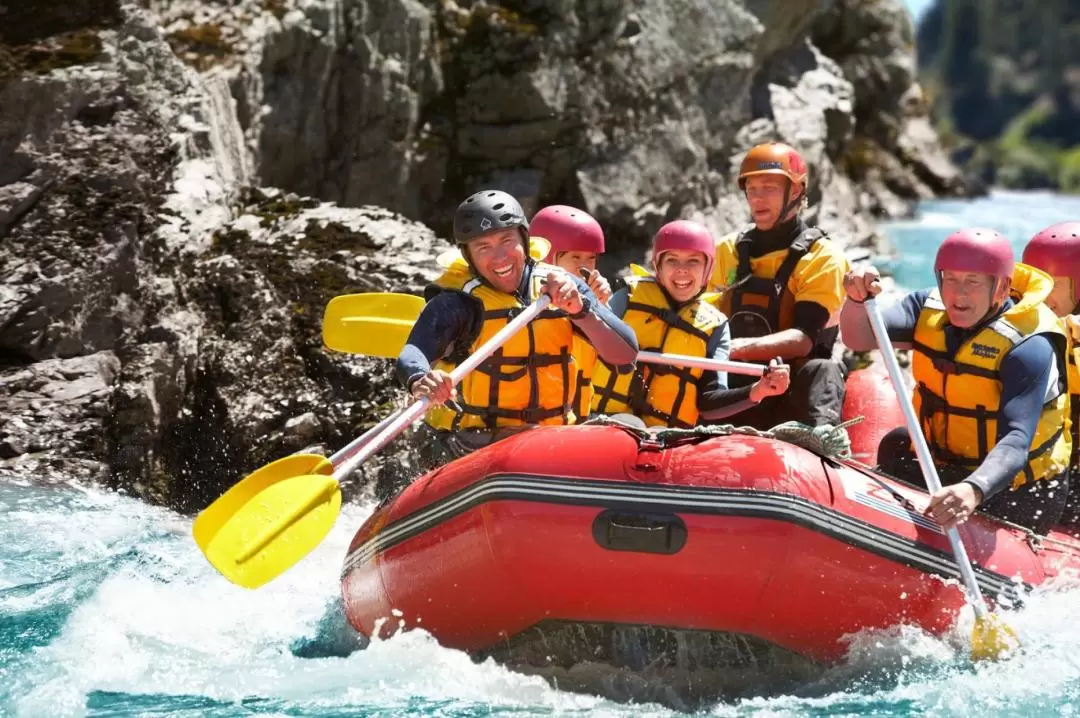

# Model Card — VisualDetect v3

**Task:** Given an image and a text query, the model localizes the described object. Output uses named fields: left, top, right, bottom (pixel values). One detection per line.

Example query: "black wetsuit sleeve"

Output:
left=792, top=301, right=830, bottom=345
left=568, top=275, right=639, bottom=367
left=696, top=320, right=755, bottom=421
left=965, top=335, right=1058, bottom=501
left=395, top=292, right=480, bottom=390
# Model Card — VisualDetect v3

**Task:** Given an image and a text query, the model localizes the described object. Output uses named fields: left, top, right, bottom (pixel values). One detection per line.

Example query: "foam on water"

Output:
left=0, top=483, right=659, bottom=717
left=3, top=478, right=1080, bottom=717
left=5, top=191, right=1080, bottom=716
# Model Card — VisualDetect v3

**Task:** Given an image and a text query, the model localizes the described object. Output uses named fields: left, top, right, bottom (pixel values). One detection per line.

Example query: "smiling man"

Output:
left=396, top=190, right=638, bottom=471
left=708, top=142, right=851, bottom=430
left=840, top=228, right=1072, bottom=536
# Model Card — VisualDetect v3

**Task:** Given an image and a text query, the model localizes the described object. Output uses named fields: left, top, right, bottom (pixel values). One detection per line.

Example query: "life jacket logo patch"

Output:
left=970, top=342, right=1000, bottom=359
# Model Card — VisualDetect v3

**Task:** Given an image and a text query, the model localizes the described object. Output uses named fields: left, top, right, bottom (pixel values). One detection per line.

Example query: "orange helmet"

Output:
left=737, top=142, right=808, bottom=191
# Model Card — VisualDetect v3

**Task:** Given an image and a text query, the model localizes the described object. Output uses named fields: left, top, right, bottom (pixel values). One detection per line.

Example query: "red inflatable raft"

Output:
left=340, top=362, right=1080, bottom=694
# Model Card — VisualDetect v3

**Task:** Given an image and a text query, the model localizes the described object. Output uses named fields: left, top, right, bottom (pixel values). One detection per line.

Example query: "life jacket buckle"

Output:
left=932, top=357, right=958, bottom=375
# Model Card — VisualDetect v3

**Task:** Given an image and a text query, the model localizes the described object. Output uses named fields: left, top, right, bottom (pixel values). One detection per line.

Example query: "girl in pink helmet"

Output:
left=1023, top=221, right=1080, bottom=535
left=529, top=205, right=614, bottom=421
left=590, top=219, right=789, bottom=428
left=532, top=205, right=612, bottom=304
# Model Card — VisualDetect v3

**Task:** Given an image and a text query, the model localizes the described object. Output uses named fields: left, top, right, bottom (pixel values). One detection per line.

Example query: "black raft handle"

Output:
left=591, top=510, right=688, bottom=555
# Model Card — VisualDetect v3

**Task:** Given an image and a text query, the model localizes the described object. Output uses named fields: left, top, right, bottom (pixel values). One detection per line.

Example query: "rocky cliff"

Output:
left=1, top=0, right=969, bottom=510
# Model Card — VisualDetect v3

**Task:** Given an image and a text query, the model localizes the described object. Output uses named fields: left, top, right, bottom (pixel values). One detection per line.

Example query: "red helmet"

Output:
left=652, top=220, right=716, bottom=280
left=1022, top=221, right=1080, bottom=282
left=531, top=205, right=605, bottom=258
left=738, top=142, right=809, bottom=191
left=934, top=228, right=1014, bottom=284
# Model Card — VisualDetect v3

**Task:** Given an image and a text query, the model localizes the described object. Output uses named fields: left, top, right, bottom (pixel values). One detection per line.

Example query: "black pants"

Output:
left=415, top=422, right=536, bottom=474
left=1060, top=412, right=1080, bottom=537
left=877, top=427, right=1069, bottom=535
left=722, top=358, right=848, bottom=430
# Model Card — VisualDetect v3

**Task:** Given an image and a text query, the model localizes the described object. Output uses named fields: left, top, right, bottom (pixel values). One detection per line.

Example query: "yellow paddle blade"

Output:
left=630, top=263, right=652, bottom=277
left=193, top=453, right=340, bottom=589
left=322, top=292, right=424, bottom=357
left=971, top=613, right=1021, bottom=661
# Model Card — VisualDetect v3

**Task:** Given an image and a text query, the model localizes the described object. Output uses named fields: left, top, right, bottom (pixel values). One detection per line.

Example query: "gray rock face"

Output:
left=147, top=0, right=969, bottom=250
left=1, top=4, right=448, bottom=506
left=1, top=0, right=969, bottom=510
left=811, top=0, right=981, bottom=219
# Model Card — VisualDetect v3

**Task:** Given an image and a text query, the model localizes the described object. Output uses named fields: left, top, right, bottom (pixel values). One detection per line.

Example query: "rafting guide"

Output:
left=709, top=142, right=851, bottom=430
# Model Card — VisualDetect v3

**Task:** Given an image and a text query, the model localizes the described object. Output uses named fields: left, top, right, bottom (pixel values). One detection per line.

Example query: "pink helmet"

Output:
left=1022, top=221, right=1080, bottom=282
left=531, top=205, right=605, bottom=258
left=652, top=220, right=716, bottom=280
left=934, top=228, right=1014, bottom=284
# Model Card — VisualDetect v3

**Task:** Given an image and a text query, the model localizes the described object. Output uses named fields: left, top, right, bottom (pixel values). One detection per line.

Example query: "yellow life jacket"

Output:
left=423, top=260, right=577, bottom=431
left=571, top=331, right=597, bottom=423
left=1062, top=318, right=1080, bottom=468
left=710, top=225, right=847, bottom=355
left=911, top=264, right=1072, bottom=489
left=590, top=276, right=724, bottom=429
left=1065, top=323, right=1080, bottom=399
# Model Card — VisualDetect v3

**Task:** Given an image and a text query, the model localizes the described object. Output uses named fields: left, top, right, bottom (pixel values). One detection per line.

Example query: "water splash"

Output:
left=2, top=479, right=1080, bottom=717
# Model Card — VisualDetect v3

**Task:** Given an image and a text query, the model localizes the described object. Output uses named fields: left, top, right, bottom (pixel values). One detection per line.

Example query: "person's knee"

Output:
left=791, top=359, right=847, bottom=425
left=796, top=358, right=847, bottom=385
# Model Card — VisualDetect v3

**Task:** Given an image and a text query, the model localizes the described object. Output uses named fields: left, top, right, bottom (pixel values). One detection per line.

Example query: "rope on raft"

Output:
left=584, top=416, right=1080, bottom=552
left=583, top=415, right=866, bottom=461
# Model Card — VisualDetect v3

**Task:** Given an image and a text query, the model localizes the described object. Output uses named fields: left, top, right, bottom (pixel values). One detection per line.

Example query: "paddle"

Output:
left=321, top=293, right=771, bottom=379
left=637, top=351, right=765, bottom=377
left=322, top=292, right=425, bottom=359
left=863, top=297, right=1019, bottom=661
left=194, top=294, right=553, bottom=590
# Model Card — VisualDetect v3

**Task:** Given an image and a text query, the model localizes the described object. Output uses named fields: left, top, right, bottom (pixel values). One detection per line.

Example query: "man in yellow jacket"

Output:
left=1022, top=220, right=1080, bottom=535
left=709, top=142, right=851, bottom=429
left=397, top=190, right=638, bottom=471
left=842, top=228, right=1071, bottom=536
left=591, top=220, right=790, bottom=428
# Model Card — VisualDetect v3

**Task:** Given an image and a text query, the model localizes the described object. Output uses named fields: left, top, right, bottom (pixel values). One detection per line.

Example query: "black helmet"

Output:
left=453, top=190, right=529, bottom=245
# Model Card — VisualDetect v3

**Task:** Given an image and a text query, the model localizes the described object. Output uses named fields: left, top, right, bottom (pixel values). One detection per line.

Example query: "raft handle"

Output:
left=592, top=510, right=687, bottom=555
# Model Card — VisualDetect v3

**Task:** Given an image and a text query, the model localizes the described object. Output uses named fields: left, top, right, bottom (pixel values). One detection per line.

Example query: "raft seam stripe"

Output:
left=342, top=478, right=1015, bottom=599
left=340, top=474, right=1025, bottom=601
left=852, top=493, right=944, bottom=533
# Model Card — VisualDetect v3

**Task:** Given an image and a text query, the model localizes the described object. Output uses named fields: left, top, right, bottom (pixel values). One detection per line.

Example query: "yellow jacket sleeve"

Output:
left=790, top=239, right=850, bottom=315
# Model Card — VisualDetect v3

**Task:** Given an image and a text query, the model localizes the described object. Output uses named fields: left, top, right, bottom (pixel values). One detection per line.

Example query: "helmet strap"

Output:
left=778, top=181, right=804, bottom=221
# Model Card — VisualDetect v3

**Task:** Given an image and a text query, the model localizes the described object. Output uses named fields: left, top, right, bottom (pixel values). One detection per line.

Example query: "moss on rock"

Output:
left=166, top=22, right=234, bottom=71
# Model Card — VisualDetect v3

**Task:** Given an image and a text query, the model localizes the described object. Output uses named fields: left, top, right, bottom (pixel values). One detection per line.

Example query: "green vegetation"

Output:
left=917, top=0, right=1080, bottom=191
